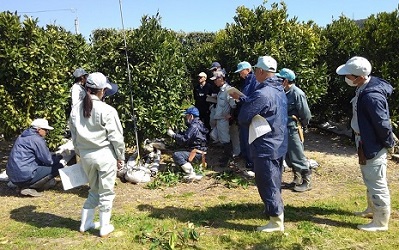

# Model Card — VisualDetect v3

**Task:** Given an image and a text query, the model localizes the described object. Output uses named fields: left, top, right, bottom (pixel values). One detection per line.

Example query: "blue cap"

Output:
left=184, top=106, right=200, bottom=117
left=234, top=61, right=252, bottom=73
left=209, top=62, right=221, bottom=70
left=276, top=68, right=296, bottom=81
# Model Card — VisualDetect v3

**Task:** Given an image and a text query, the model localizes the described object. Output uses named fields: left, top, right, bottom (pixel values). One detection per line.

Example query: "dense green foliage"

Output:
left=0, top=2, right=398, bottom=147
left=0, top=12, right=90, bottom=147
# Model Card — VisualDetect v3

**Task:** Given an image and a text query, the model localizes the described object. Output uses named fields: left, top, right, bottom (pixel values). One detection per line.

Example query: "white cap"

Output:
left=253, top=56, right=277, bottom=72
left=86, top=72, right=112, bottom=89
left=31, top=118, right=54, bottom=130
left=198, top=72, right=207, bottom=78
left=336, top=56, right=372, bottom=76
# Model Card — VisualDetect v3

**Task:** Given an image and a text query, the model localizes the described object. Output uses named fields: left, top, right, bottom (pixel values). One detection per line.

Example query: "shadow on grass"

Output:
left=10, top=205, right=79, bottom=230
left=137, top=202, right=358, bottom=231
left=0, top=180, right=89, bottom=198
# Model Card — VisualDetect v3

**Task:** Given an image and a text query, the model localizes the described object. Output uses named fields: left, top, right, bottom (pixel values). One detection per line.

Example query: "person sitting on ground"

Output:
left=6, top=118, right=64, bottom=197
left=167, top=106, right=208, bottom=181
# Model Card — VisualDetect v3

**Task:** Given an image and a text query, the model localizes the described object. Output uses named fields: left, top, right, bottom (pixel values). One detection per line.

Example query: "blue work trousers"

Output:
left=253, top=156, right=284, bottom=217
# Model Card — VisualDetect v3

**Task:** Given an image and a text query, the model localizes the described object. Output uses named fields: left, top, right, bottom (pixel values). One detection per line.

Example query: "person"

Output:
left=193, top=72, right=211, bottom=131
left=6, top=118, right=64, bottom=197
left=238, top=55, right=288, bottom=232
left=167, top=106, right=208, bottom=181
left=233, top=61, right=258, bottom=176
left=336, top=56, right=395, bottom=231
left=210, top=70, right=237, bottom=166
left=69, top=72, right=125, bottom=237
left=276, top=68, right=312, bottom=192
left=71, top=68, right=89, bottom=107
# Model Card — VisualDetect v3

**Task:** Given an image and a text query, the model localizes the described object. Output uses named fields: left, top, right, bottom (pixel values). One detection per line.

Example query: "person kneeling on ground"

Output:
left=6, top=118, right=64, bottom=197
left=167, top=106, right=208, bottom=181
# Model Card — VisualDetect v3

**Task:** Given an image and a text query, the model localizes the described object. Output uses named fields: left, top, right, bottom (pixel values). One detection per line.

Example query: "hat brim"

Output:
left=104, top=82, right=118, bottom=97
left=41, top=125, right=54, bottom=130
left=234, top=68, right=243, bottom=73
left=336, top=64, right=351, bottom=75
left=210, top=76, right=217, bottom=80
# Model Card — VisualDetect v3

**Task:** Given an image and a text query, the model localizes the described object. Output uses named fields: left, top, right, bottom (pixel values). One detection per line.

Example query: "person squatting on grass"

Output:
left=6, top=118, right=64, bottom=197
left=336, top=56, right=395, bottom=232
left=69, top=72, right=125, bottom=237
left=167, top=106, right=208, bottom=181
left=277, top=68, right=312, bottom=192
left=238, top=56, right=288, bottom=232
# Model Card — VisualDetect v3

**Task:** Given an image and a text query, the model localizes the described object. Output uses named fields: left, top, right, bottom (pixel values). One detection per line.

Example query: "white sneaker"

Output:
left=243, top=170, right=255, bottom=178
left=0, top=170, right=9, bottom=181
left=183, top=173, right=203, bottom=182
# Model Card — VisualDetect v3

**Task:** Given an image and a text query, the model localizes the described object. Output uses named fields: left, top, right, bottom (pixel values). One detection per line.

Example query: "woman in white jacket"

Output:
left=69, top=72, right=125, bottom=237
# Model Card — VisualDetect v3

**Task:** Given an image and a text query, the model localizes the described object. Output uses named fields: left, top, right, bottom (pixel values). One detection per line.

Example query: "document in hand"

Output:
left=248, top=115, right=272, bottom=144
left=206, top=95, right=217, bottom=103
left=58, top=163, right=89, bottom=190
left=226, top=87, right=245, bottom=97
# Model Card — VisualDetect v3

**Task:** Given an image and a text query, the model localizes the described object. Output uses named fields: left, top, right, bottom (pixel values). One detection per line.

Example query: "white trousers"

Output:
left=360, top=147, right=390, bottom=208
left=80, top=146, right=117, bottom=212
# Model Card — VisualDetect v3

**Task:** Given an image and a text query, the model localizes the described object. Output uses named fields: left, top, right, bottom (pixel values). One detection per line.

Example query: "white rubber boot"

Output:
left=79, top=209, right=100, bottom=232
left=181, top=162, right=194, bottom=174
left=354, top=194, right=373, bottom=218
left=257, top=213, right=284, bottom=232
left=357, top=206, right=390, bottom=232
left=99, top=211, right=114, bottom=237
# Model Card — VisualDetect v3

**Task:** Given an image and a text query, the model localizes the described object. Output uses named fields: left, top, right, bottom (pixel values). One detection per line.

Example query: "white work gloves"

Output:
left=167, top=128, right=176, bottom=137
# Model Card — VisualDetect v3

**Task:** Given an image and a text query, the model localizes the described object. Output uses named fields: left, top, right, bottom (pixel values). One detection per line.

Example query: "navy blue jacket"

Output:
left=193, top=82, right=211, bottom=114
left=238, top=76, right=288, bottom=159
left=174, top=117, right=208, bottom=151
left=6, top=128, right=54, bottom=183
left=357, top=76, right=395, bottom=159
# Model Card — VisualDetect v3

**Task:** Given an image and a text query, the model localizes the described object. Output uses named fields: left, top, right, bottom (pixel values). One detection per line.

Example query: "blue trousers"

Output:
left=253, top=156, right=284, bottom=217
left=173, top=151, right=202, bottom=166
left=285, top=125, right=308, bottom=171
left=239, top=125, right=253, bottom=168
left=15, top=155, right=63, bottom=188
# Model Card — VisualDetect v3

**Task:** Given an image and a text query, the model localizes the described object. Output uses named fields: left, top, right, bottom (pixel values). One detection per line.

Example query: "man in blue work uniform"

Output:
left=238, top=56, right=288, bottom=232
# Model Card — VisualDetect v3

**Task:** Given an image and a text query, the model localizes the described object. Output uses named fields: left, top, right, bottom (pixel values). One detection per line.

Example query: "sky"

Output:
left=1, top=0, right=398, bottom=39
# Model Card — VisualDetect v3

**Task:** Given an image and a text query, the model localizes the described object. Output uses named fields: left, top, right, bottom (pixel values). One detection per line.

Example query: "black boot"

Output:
left=284, top=168, right=302, bottom=189
left=219, top=142, right=232, bottom=167
left=294, top=169, right=312, bottom=192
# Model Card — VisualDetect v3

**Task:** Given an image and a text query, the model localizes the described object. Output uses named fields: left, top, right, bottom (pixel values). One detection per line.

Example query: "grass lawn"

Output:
left=0, top=129, right=398, bottom=249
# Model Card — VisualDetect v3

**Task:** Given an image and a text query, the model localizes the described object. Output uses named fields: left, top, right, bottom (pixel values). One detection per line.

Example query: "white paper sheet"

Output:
left=248, top=115, right=272, bottom=144
left=58, top=163, right=88, bottom=190
left=226, top=87, right=244, bottom=97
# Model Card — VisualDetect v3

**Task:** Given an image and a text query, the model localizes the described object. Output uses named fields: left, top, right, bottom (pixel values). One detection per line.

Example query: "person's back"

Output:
left=239, top=76, right=288, bottom=159
left=70, top=96, right=124, bottom=154
left=69, top=72, right=125, bottom=237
